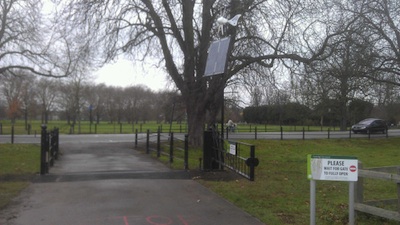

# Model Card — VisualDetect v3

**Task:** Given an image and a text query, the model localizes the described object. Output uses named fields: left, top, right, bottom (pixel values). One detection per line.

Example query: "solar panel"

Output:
left=204, top=36, right=232, bottom=77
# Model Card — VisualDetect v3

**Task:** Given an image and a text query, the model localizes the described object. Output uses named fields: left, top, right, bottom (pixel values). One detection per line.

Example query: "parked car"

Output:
left=351, top=118, right=388, bottom=134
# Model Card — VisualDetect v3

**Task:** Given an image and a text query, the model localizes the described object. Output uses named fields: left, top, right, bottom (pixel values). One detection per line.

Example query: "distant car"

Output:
left=351, top=118, right=388, bottom=134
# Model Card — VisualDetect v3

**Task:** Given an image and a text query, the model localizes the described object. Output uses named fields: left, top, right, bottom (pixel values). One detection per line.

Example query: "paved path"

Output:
left=0, top=142, right=265, bottom=225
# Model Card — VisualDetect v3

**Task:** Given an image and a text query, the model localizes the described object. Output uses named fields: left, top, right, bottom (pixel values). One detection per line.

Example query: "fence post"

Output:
left=146, top=129, right=150, bottom=154
left=280, top=126, right=283, bottom=140
left=226, top=127, right=229, bottom=139
left=135, top=129, right=138, bottom=147
left=11, top=125, right=14, bottom=144
left=55, top=128, right=59, bottom=160
left=303, top=127, right=305, bottom=140
left=349, top=129, right=352, bottom=139
left=0, top=123, right=2, bottom=135
left=184, top=134, right=189, bottom=170
left=40, top=125, right=47, bottom=175
left=255, top=126, right=257, bottom=140
left=157, top=129, right=161, bottom=157
left=397, top=167, right=400, bottom=216
left=120, top=123, right=122, bottom=134
left=249, top=145, right=256, bottom=181
left=169, top=132, right=174, bottom=163
left=49, top=129, right=54, bottom=167
left=328, top=128, right=330, bottom=139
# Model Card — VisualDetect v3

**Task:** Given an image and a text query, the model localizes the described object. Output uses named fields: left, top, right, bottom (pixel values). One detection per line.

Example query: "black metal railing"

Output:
left=203, top=129, right=259, bottom=181
left=225, top=126, right=393, bottom=140
left=135, top=129, right=189, bottom=170
left=224, top=141, right=258, bottom=181
left=40, top=125, right=59, bottom=175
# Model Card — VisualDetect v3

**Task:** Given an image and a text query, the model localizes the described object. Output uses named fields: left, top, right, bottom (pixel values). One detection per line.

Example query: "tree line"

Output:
left=0, top=72, right=188, bottom=127
left=243, top=100, right=400, bottom=128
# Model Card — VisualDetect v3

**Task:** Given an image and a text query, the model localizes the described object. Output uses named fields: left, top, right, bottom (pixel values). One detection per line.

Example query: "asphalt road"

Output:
left=0, top=142, right=265, bottom=225
left=1, top=129, right=400, bottom=144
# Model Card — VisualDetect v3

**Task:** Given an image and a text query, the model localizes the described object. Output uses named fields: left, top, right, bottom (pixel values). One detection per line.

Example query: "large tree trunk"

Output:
left=186, top=103, right=206, bottom=147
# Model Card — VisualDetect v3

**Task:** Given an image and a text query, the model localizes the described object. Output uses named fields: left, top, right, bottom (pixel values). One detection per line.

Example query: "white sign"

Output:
left=229, top=143, right=236, bottom=155
left=307, top=155, right=358, bottom=181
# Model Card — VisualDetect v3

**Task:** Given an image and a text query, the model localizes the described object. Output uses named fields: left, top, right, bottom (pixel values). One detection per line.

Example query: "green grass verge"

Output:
left=0, top=120, right=189, bottom=135
left=196, top=138, right=400, bottom=225
left=0, top=144, right=40, bottom=209
left=143, top=138, right=400, bottom=225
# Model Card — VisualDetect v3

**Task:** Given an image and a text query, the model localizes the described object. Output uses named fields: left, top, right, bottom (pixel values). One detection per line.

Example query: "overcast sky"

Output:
left=94, top=59, right=170, bottom=91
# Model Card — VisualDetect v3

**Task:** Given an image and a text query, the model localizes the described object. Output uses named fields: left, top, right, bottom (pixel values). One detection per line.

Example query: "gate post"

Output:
left=40, top=125, right=47, bottom=175
left=203, top=130, right=221, bottom=170
left=157, top=129, right=161, bottom=157
left=146, top=129, right=150, bottom=154
left=135, top=129, right=138, bottom=147
left=49, top=129, right=55, bottom=167
left=54, top=128, right=59, bottom=160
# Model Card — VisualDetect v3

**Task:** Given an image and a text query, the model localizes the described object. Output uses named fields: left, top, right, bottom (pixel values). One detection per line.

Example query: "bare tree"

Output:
left=36, top=78, right=59, bottom=123
left=57, top=72, right=90, bottom=130
left=350, top=0, right=400, bottom=85
left=58, top=0, right=355, bottom=145
left=0, top=0, right=83, bottom=78
left=0, top=72, right=34, bottom=123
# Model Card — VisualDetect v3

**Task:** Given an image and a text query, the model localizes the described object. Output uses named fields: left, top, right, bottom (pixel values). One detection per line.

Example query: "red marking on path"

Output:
left=146, top=215, right=173, bottom=225
left=123, top=216, right=129, bottom=225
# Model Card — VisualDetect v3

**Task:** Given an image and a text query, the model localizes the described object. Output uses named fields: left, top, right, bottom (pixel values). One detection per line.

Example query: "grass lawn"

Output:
left=191, top=138, right=400, bottom=225
left=0, top=120, right=189, bottom=135
left=0, top=144, right=40, bottom=209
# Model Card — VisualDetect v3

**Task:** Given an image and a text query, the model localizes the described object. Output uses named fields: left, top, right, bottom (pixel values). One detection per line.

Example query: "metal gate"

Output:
left=203, top=129, right=259, bottom=181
